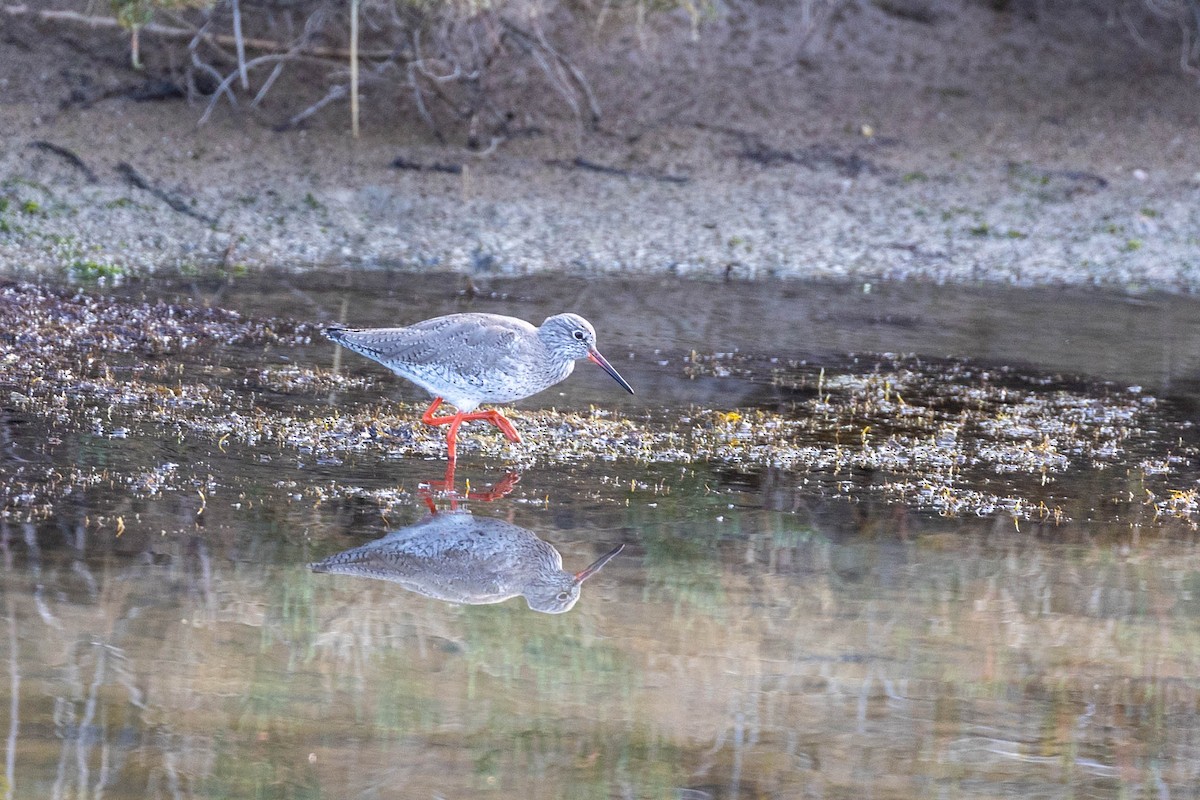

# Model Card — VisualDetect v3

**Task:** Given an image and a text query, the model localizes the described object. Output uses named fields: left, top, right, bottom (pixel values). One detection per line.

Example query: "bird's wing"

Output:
left=329, top=314, right=537, bottom=372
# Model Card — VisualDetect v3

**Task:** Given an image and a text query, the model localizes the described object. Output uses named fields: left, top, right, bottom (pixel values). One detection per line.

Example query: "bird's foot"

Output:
left=461, top=409, right=521, bottom=443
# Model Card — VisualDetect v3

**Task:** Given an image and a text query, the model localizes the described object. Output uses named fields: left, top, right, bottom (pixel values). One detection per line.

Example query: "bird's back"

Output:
left=324, top=313, right=572, bottom=409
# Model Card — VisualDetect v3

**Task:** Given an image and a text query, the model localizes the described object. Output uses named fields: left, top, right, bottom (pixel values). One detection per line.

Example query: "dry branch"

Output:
left=116, top=162, right=216, bottom=224
left=4, top=0, right=612, bottom=140
left=0, top=3, right=391, bottom=60
left=545, top=156, right=688, bottom=184
left=29, top=141, right=98, bottom=183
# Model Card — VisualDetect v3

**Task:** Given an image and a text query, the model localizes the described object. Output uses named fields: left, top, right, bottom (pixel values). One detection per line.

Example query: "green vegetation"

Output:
left=69, top=259, right=125, bottom=280
left=110, top=0, right=215, bottom=30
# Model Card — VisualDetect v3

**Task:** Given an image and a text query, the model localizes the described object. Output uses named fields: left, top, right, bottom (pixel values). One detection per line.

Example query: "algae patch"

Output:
left=1, top=283, right=1197, bottom=524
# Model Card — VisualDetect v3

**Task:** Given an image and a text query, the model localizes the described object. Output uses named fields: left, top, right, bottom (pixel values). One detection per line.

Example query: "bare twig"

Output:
left=28, top=141, right=99, bottom=183
left=116, top=162, right=216, bottom=224
left=1182, top=18, right=1200, bottom=74
left=0, top=4, right=390, bottom=60
left=231, top=0, right=248, bottom=89
left=532, top=19, right=600, bottom=125
left=199, top=56, right=271, bottom=124
left=500, top=18, right=600, bottom=129
left=4, top=0, right=612, bottom=139
left=189, top=48, right=233, bottom=106
left=275, top=83, right=349, bottom=131
left=407, top=60, right=442, bottom=141
left=350, top=0, right=360, bottom=137
left=546, top=156, right=689, bottom=184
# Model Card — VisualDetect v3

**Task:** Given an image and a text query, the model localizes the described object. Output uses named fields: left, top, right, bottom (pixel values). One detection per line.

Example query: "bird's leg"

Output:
left=457, top=409, right=522, bottom=443
left=444, top=413, right=465, bottom=463
left=441, top=458, right=457, bottom=490
left=420, top=398, right=521, bottom=449
left=421, top=465, right=516, bottom=512
left=418, top=488, right=439, bottom=515
left=419, top=398, right=469, bottom=462
left=420, top=397, right=455, bottom=425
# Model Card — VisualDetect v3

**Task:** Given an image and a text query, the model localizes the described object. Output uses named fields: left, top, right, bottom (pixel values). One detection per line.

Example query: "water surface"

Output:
left=4, top=273, right=1200, bottom=799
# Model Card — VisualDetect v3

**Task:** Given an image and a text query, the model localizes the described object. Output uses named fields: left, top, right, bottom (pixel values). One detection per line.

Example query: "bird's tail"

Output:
left=321, top=324, right=390, bottom=361
left=321, top=324, right=350, bottom=343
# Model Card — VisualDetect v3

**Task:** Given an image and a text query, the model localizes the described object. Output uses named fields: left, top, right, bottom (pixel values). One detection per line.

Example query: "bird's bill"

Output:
left=587, top=350, right=635, bottom=394
left=574, top=543, right=625, bottom=583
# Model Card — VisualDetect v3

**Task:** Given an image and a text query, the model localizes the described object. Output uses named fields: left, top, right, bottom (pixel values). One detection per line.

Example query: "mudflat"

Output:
left=0, top=1, right=1197, bottom=289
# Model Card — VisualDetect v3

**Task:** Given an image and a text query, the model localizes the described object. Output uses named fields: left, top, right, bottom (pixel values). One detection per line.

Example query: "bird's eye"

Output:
left=572, top=330, right=585, bottom=341
left=557, top=591, right=570, bottom=601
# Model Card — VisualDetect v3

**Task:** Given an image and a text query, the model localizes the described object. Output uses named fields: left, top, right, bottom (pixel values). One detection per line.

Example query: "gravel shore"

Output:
left=1, top=2, right=1197, bottom=290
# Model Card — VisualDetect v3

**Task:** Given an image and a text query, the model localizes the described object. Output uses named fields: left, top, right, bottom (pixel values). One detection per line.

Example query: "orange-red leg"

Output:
left=420, top=397, right=451, bottom=426
left=458, top=409, right=521, bottom=443
left=419, top=398, right=522, bottom=463
left=419, top=465, right=520, bottom=512
left=467, top=471, right=521, bottom=501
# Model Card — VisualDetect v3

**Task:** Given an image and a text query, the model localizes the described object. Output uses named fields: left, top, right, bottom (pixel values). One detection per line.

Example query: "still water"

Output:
left=4, top=273, right=1200, bottom=799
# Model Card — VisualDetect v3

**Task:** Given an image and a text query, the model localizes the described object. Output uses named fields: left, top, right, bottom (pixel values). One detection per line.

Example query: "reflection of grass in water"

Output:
left=640, top=531, right=727, bottom=617
left=206, top=728, right=323, bottom=800
left=266, top=569, right=448, bottom=736
left=459, top=604, right=634, bottom=703
left=455, top=607, right=672, bottom=794
left=622, top=496, right=730, bottom=617
left=475, top=725, right=686, bottom=799
left=355, top=606, right=678, bottom=797
left=272, top=573, right=319, bottom=667
left=631, top=498, right=832, bottom=621
left=368, top=649, right=449, bottom=734
left=450, top=724, right=685, bottom=797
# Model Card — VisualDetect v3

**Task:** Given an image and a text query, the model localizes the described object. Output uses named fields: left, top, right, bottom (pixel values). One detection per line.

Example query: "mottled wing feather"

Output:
left=326, top=314, right=531, bottom=369
left=325, top=313, right=552, bottom=408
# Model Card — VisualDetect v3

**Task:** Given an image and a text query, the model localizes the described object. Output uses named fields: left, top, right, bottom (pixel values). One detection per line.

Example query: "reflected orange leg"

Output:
left=419, top=398, right=522, bottom=463
left=420, top=465, right=521, bottom=512
left=466, top=471, right=521, bottom=502
left=420, top=459, right=460, bottom=511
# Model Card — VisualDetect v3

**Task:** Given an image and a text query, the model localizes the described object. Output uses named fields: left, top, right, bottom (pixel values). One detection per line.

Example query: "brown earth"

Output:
left=0, top=0, right=1197, bottom=287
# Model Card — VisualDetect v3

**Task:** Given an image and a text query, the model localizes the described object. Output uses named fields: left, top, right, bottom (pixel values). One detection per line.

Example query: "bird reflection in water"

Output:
left=310, top=512, right=624, bottom=614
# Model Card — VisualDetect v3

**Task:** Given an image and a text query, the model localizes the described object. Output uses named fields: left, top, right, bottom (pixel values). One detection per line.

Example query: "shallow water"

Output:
left=4, top=273, right=1200, bottom=799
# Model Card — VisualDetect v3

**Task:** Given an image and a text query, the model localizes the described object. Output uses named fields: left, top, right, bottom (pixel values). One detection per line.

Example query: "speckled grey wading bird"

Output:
left=309, top=512, right=624, bottom=613
left=323, top=313, right=635, bottom=461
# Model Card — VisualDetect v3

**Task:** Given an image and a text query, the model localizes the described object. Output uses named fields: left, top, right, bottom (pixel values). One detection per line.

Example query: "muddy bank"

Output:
left=0, top=3, right=1198, bottom=288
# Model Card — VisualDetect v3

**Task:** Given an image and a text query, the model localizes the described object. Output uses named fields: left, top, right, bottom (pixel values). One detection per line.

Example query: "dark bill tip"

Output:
left=574, top=543, right=625, bottom=583
left=587, top=350, right=635, bottom=395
